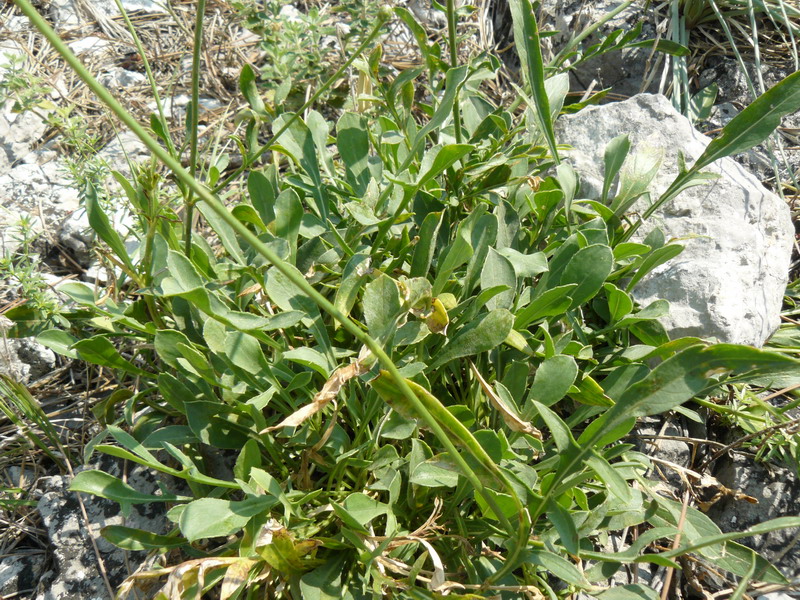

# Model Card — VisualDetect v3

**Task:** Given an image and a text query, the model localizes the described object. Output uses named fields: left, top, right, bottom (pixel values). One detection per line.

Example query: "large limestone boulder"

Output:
left=555, top=94, right=794, bottom=346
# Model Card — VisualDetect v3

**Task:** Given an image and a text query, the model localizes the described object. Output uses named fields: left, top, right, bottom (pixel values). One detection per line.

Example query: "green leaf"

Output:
left=463, top=214, right=498, bottom=295
left=409, top=211, right=443, bottom=279
left=101, top=526, right=186, bottom=551
left=274, top=114, right=329, bottom=220
left=561, top=244, right=614, bottom=309
left=498, top=248, right=548, bottom=279
left=594, top=584, right=661, bottom=600
left=515, top=284, right=578, bottom=328
left=626, top=244, right=684, bottom=292
left=695, top=69, right=800, bottom=171
left=509, top=0, right=558, bottom=161
left=586, top=452, right=631, bottom=503
left=588, top=344, right=800, bottom=432
left=248, top=170, right=276, bottom=225
left=300, top=556, right=345, bottom=600
left=410, top=65, right=469, bottom=156
left=37, top=329, right=78, bottom=359
left=70, top=470, right=181, bottom=516
left=239, top=63, right=266, bottom=115
left=179, top=496, right=277, bottom=542
left=524, top=549, right=587, bottom=586
left=546, top=498, right=580, bottom=555
left=528, top=354, right=578, bottom=408
left=531, top=400, right=575, bottom=452
left=629, top=38, right=690, bottom=56
left=275, top=189, right=303, bottom=263
left=334, top=253, right=372, bottom=322
left=283, top=347, right=333, bottom=377
left=604, top=283, right=634, bottom=322
left=611, top=146, right=663, bottom=216
left=417, top=144, right=473, bottom=187
left=410, top=457, right=459, bottom=488
left=602, top=134, right=630, bottom=203
left=72, top=336, right=150, bottom=378
left=362, top=274, right=403, bottom=340
left=337, top=112, right=371, bottom=196
left=342, top=492, right=389, bottom=527
left=481, top=248, right=516, bottom=310
left=429, top=309, right=514, bottom=371
left=196, top=202, right=246, bottom=265
left=84, top=182, right=135, bottom=273
left=226, top=330, right=268, bottom=374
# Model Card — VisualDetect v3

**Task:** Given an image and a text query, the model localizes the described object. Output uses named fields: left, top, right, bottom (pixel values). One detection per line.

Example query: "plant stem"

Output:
left=446, top=0, right=463, bottom=144
left=184, top=0, right=206, bottom=256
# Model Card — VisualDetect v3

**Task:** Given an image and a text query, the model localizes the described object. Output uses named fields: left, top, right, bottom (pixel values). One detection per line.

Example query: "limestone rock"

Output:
left=0, top=158, right=81, bottom=257
left=34, top=456, right=169, bottom=600
left=0, top=554, right=44, bottom=597
left=707, top=455, right=800, bottom=579
left=555, top=94, right=794, bottom=346
left=49, top=0, right=167, bottom=30
left=0, top=337, right=57, bottom=384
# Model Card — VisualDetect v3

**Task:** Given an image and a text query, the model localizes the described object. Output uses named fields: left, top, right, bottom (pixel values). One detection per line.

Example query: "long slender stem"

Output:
left=184, top=0, right=206, bottom=256
left=110, top=0, right=177, bottom=159
left=14, top=0, right=529, bottom=582
left=446, top=0, right=462, bottom=144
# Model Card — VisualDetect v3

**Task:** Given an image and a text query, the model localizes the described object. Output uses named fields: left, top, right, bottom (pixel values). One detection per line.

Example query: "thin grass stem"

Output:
left=184, top=0, right=207, bottom=256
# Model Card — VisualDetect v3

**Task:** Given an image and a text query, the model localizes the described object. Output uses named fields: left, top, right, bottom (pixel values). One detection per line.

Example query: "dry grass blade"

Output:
left=0, top=374, right=72, bottom=470
left=469, top=361, right=541, bottom=437
left=262, top=360, right=367, bottom=432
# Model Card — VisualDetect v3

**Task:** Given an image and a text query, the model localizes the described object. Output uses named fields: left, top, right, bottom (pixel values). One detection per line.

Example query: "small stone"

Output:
left=0, top=337, right=57, bottom=384
left=34, top=456, right=170, bottom=600
left=68, top=37, right=111, bottom=56
left=0, top=554, right=45, bottom=597
left=99, top=67, right=147, bottom=89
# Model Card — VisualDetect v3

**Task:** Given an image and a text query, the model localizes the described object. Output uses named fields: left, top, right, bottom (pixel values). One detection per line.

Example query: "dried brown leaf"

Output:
left=469, top=362, right=541, bottom=437
left=262, top=361, right=366, bottom=432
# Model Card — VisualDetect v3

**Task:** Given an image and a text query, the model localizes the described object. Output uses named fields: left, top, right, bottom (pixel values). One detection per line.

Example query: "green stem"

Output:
left=184, top=0, right=206, bottom=256
left=446, top=0, right=462, bottom=144
left=110, top=0, right=178, bottom=159
left=211, top=13, right=390, bottom=194
left=14, top=0, right=529, bottom=582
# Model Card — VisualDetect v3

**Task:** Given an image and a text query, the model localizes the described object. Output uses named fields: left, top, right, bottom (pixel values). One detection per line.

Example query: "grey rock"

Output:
left=57, top=204, right=138, bottom=272
left=0, top=110, right=49, bottom=167
left=0, top=40, right=49, bottom=169
left=34, top=456, right=170, bottom=600
left=0, top=554, right=45, bottom=597
left=68, top=36, right=111, bottom=56
left=49, top=0, right=167, bottom=30
left=99, top=67, right=147, bottom=89
left=96, top=130, right=150, bottom=169
left=555, top=93, right=794, bottom=346
left=633, top=416, right=692, bottom=490
left=707, top=455, right=800, bottom=579
left=0, top=337, right=57, bottom=384
left=0, top=158, right=81, bottom=257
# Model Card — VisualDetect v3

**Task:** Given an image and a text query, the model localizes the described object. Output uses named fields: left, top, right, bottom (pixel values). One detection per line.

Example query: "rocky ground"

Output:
left=1, top=0, right=800, bottom=598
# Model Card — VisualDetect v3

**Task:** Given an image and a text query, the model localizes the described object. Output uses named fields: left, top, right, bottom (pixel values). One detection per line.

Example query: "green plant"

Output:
left=0, top=216, right=61, bottom=326
left=8, top=0, right=800, bottom=598
left=232, top=0, right=382, bottom=113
